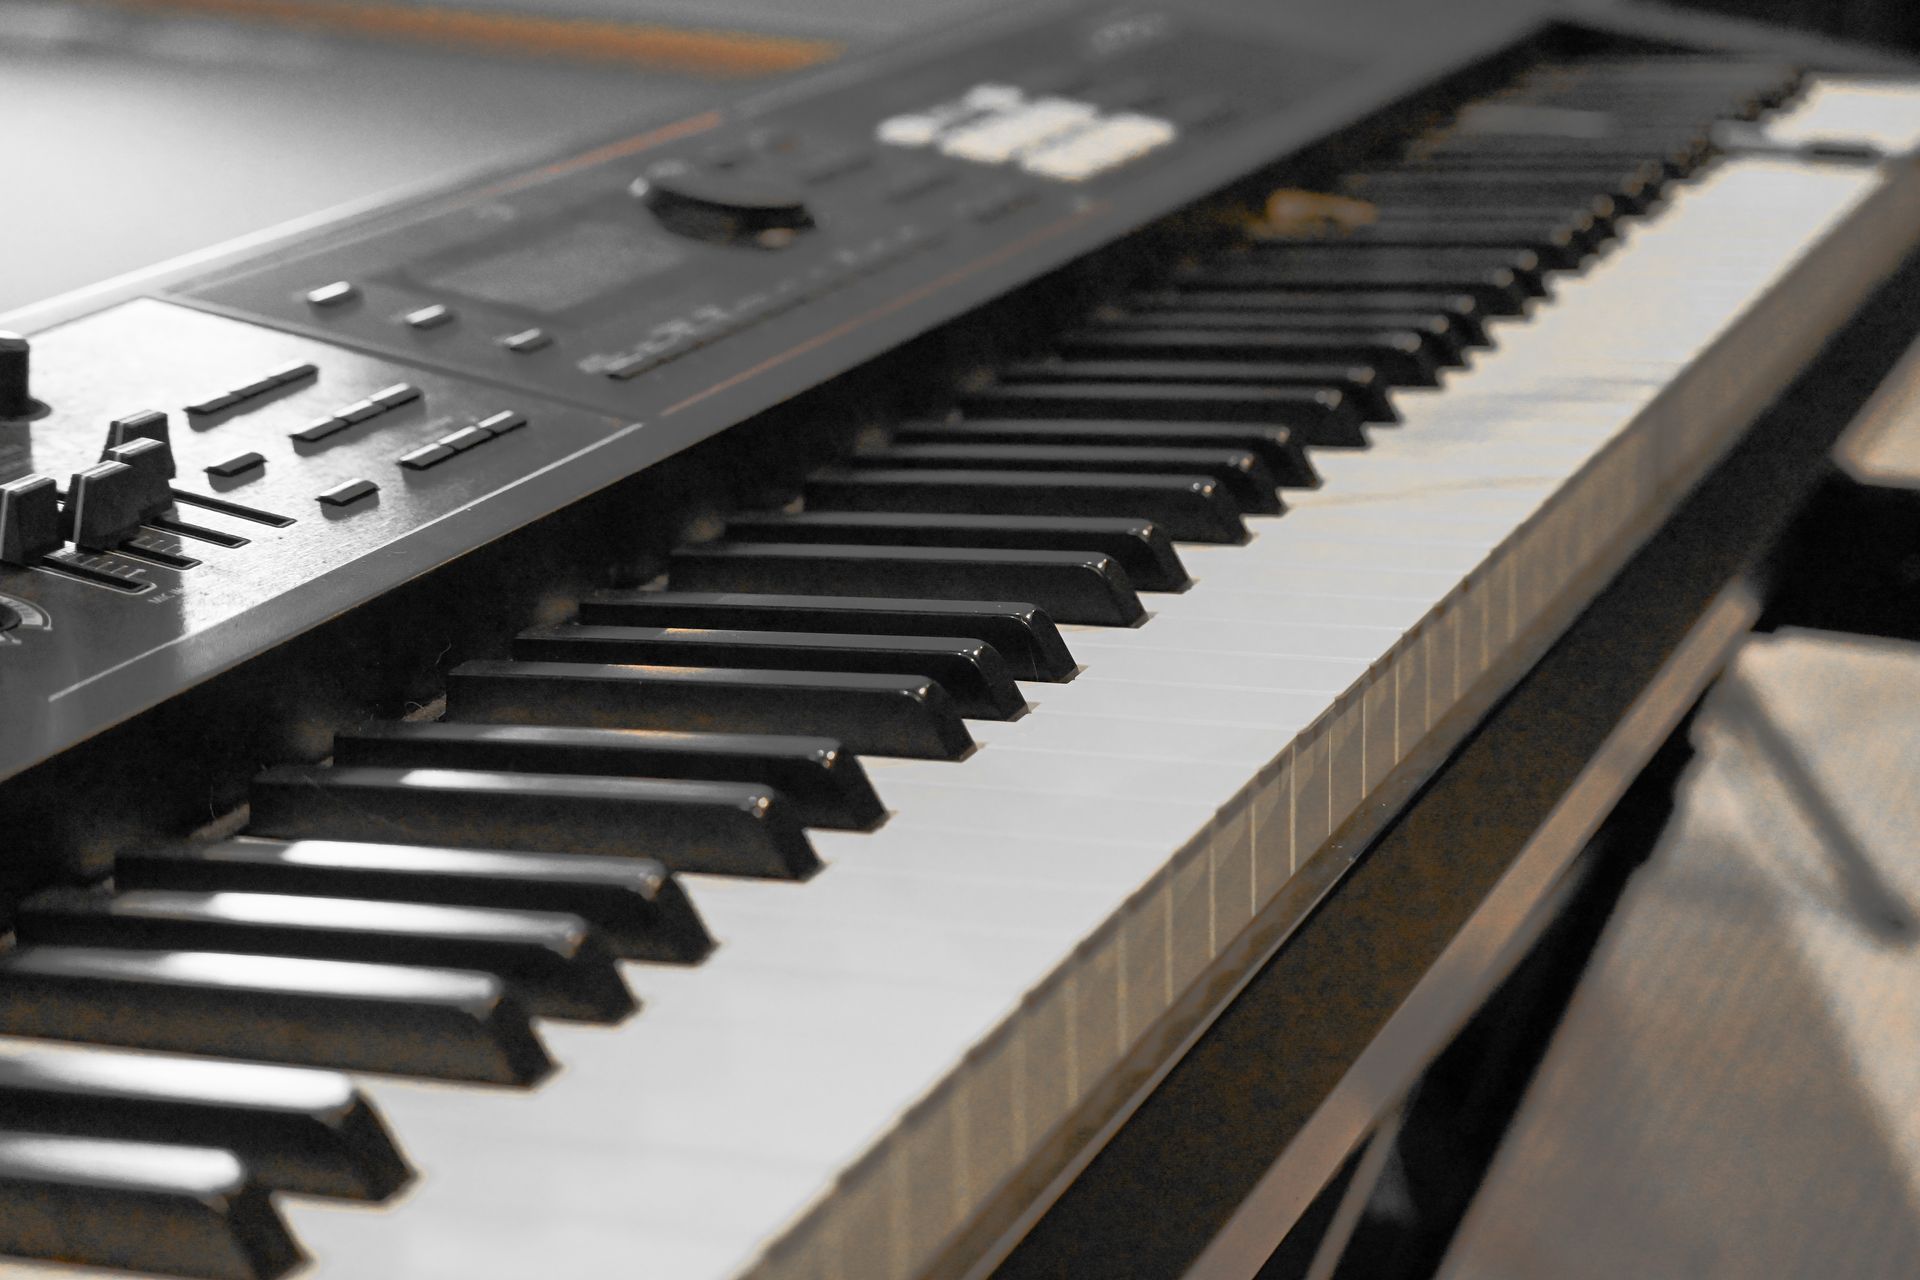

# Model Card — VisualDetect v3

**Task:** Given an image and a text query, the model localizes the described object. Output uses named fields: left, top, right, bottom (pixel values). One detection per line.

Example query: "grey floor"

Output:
left=0, top=0, right=990, bottom=316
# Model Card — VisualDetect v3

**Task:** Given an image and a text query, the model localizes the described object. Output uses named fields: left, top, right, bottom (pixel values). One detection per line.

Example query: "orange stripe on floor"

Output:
left=100, top=0, right=842, bottom=76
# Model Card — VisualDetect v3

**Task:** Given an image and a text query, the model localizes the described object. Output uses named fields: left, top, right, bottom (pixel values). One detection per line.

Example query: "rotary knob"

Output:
left=632, top=162, right=814, bottom=247
left=0, top=332, right=49, bottom=421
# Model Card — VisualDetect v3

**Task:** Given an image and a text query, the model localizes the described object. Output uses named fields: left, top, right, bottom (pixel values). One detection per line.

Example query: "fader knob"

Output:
left=0, top=332, right=48, bottom=421
left=0, top=475, right=61, bottom=566
left=63, top=462, right=146, bottom=551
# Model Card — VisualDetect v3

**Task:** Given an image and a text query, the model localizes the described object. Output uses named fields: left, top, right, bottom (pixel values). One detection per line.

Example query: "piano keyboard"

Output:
left=3, top=26, right=1920, bottom=1280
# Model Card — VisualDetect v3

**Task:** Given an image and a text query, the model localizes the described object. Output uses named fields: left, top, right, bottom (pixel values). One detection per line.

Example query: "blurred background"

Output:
left=3, top=0, right=1919, bottom=316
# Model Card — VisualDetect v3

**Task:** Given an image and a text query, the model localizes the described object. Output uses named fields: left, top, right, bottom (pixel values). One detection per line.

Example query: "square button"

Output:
left=205, top=452, right=265, bottom=478
left=399, top=444, right=457, bottom=471
left=372, top=383, right=422, bottom=408
left=318, top=479, right=379, bottom=507
left=405, top=304, right=455, bottom=330
left=306, top=281, right=357, bottom=307
left=499, top=329, right=552, bottom=354
left=438, top=426, right=493, bottom=452
left=476, top=411, right=527, bottom=435
left=292, top=417, right=349, bottom=443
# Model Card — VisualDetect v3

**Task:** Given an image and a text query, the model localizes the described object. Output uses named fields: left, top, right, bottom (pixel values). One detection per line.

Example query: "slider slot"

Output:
left=168, top=490, right=295, bottom=528
left=149, top=516, right=250, bottom=549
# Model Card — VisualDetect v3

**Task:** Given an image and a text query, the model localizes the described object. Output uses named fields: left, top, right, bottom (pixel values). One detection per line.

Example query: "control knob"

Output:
left=632, top=162, right=814, bottom=247
left=0, top=332, right=49, bottom=421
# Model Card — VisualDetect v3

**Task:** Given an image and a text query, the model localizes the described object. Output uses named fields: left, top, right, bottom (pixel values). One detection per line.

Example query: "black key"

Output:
left=1260, top=223, right=1588, bottom=270
left=1365, top=191, right=1621, bottom=232
left=448, top=659, right=976, bottom=761
left=338, top=722, right=881, bottom=831
left=118, top=839, right=713, bottom=963
left=671, top=540, right=1141, bottom=628
left=997, top=359, right=1396, bottom=423
left=1178, top=256, right=1533, bottom=315
left=957, top=382, right=1368, bottom=447
left=0, top=946, right=550, bottom=1085
left=517, top=622, right=1028, bottom=720
left=1133, top=288, right=1490, bottom=346
left=1056, top=327, right=1441, bottom=387
left=849, top=442, right=1284, bottom=514
left=1415, top=136, right=1704, bottom=176
left=804, top=468, right=1247, bottom=544
left=579, top=592, right=1075, bottom=682
left=16, top=888, right=635, bottom=1025
left=0, top=1048, right=409, bottom=1201
left=1361, top=207, right=1609, bottom=255
left=1094, top=310, right=1470, bottom=365
left=725, top=509, right=1193, bottom=591
left=1232, top=244, right=1549, bottom=298
left=1392, top=154, right=1667, bottom=195
left=1344, top=169, right=1657, bottom=213
left=0, top=1131, right=301, bottom=1280
left=250, top=765, right=819, bottom=880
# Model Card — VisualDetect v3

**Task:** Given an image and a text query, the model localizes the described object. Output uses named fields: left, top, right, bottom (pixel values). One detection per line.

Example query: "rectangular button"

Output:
left=292, top=417, right=348, bottom=443
left=204, top=453, right=265, bottom=479
left=371, top=383, right=422, bottom=408
left=499, top=329, right=551, bottom=353
left=266, top=361, right=319, bottom=386
left=305, top=281, right=357, bottom=306
left=438, top=426, right=492, bottom=452
left=398, top=444, right=456, bottom=471
left=404, top=305, right=454, bottom=330
left=336, top=400, right=384, bottom=424
left=476, top=411, right=527, bottom=434
left=185, top=393, right=241, bottom=416
left=317, top=480, right=377, bottom=508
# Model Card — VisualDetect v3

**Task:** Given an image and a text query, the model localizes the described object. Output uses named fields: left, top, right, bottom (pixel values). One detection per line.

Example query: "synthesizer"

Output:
left=2, top=0, right=1919, bottom=1277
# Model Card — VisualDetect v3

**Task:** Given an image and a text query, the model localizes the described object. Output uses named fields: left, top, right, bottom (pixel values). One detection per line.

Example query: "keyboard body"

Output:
left=3, top=3, right=1920, bottom=1280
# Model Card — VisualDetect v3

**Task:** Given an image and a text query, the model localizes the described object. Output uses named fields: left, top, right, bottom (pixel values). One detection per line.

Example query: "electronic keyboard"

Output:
left=3, top=1, right=1920, bottom=1276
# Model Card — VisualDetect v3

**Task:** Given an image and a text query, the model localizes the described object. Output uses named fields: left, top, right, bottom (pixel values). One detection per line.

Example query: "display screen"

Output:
left=422, top=219, right=687, bottom=314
